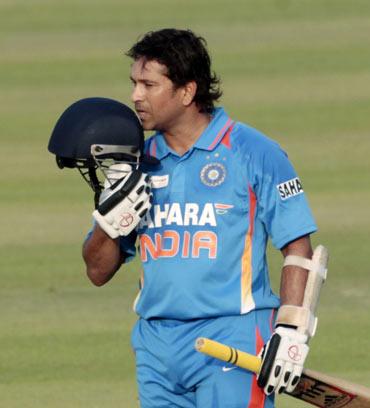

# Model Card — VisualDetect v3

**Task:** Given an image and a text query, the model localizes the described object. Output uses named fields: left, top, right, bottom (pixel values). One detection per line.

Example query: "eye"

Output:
left=144, top=82, right=155, bottom=88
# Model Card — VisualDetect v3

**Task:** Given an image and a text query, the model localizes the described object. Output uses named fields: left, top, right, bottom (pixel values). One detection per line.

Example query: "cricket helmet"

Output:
left=48, top=97, right=158, bottom=206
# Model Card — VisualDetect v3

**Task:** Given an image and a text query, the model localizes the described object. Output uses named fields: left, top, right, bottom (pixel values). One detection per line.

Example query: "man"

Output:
left=83, top=29, right=318, bottom=407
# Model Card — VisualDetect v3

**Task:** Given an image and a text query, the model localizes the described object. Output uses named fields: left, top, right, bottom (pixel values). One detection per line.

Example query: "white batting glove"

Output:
left=93, top=166, right=152, bottom=239
left=98, top=163, right=133, bottom=204
left=257, top=326, right=309, bottom=395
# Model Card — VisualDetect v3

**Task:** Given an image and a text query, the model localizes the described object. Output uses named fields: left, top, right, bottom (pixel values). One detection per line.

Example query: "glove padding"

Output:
left=98, top=163, right=133, bottom=204
left=93, top=166, right=152, bottom=239
left=257, top=326, right=309, bottom=395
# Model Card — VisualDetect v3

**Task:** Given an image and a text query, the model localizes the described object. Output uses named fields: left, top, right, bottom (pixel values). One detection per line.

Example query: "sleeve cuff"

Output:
left=273, top=225, right=318, bottom=250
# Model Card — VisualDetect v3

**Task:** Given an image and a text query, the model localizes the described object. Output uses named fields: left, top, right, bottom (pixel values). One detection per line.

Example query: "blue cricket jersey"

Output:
left=120, top=108, right=317, bottom=320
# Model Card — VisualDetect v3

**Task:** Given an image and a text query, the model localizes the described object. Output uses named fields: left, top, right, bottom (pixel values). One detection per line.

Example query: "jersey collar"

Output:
left=193, top=107, right=232, bottom=151
left=150, top=107, right=232, bottom=160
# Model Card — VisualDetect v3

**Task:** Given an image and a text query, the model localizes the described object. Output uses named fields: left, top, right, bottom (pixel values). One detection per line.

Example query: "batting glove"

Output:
left=257, top=326, right=309, bottom=395
left=93, top=166, right=152, bottom=239
left=97, top=163, right=132, bottom=204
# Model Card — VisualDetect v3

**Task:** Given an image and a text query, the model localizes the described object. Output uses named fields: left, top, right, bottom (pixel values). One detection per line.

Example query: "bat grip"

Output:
left=195, top=337, right=262, bottom=374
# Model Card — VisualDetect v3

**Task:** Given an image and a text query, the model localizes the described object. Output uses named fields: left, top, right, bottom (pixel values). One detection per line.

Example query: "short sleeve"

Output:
left=252, top=144, right=317, bottom=249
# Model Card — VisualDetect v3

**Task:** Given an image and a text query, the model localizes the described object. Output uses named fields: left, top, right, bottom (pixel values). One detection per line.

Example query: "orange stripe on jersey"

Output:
left=220, top=122, right=234, bottom=149
left=241, top=185, right=257, bottom=313
left=208, top=118, right=232, bottom=150
left=247, top=327, right=266, bottom=408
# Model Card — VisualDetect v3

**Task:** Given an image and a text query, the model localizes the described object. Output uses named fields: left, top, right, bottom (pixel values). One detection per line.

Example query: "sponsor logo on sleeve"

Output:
left=277, top=177, right=304, bottom=200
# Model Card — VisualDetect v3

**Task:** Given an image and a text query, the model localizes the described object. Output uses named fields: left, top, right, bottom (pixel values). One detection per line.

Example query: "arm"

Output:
left=257, top=233, right=313, bottom=394
left=258, top=238, right=328, bottom=395
left=249, top=139, right=320, bottom=394
left=82, top=224, right=124, bottom=286
left=280, top=235, right=313, bottom=307
left=83, top=165, right=152, bottom=286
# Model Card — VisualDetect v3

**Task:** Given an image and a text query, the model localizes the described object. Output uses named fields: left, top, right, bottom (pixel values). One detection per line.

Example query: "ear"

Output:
left=182, top=81, right=197, bottom=107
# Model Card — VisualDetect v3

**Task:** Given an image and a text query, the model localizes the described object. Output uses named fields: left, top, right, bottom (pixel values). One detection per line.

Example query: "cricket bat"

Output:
left=195, top=337, right=370, bottom=408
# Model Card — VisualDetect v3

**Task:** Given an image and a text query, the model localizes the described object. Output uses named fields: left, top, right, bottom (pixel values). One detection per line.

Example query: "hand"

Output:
left=93, top=167, right=152, bottom=239
left=98, top=163, right=133, bottom=204
left=257, top=326, right=309, bottom=395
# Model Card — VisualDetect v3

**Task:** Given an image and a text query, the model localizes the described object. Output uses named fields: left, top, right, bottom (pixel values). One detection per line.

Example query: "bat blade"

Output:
left=195, top=338, right=370, bottom=408
left=289, top=368, right=370, bottom=408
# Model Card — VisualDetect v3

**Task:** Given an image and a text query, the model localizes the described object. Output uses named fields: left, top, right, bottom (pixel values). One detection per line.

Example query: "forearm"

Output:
left=258, top=235, right=315, bottom=394
left=280, top=235, right=313, bottom=306
left=82, top=224, right=123, bottom=286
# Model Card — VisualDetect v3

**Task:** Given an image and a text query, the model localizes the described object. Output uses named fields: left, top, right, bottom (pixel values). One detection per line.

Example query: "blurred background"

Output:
left=1, top=0, right=370, bottom=406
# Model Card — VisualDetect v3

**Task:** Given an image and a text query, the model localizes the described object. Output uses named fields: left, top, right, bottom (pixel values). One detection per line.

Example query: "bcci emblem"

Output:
left=200, top=163, right=226, bottom=187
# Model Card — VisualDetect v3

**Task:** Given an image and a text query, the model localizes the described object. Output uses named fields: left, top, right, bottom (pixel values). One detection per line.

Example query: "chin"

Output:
left=142, top=121, right=157, bottom=132
left=142, top=123, right=155, bottom=131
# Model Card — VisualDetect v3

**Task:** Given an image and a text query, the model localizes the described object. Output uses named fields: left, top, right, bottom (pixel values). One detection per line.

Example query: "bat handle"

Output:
left=195, top=337, right=262, bottom=374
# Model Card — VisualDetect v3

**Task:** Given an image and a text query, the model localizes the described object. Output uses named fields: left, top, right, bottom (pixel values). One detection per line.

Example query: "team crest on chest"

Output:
left=200, top=162, right=226, bottom=187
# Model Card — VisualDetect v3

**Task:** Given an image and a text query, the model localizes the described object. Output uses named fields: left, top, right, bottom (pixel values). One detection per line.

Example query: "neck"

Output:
left=163, top=108, right=211, bottom=156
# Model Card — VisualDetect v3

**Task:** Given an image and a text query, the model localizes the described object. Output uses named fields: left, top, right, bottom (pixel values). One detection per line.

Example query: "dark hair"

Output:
left=126, top=28, right=222, bottom=113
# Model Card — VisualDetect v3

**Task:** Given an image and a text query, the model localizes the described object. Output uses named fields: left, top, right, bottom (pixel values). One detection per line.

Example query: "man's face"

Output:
left=130, top=58, right=186, bottom=131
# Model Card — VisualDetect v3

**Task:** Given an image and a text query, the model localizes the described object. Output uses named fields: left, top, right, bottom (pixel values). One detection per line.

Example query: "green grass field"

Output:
left=1, top=1, right=370, bottom=406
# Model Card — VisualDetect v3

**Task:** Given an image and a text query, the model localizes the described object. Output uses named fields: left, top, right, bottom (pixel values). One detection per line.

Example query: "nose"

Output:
left=131, top=83, right=144, bottom=104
